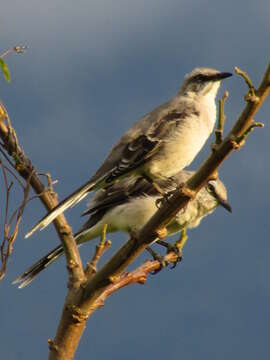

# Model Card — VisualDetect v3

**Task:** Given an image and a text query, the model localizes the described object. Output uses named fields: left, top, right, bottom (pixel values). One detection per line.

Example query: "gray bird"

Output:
left=15, top=171, right=231, bottom=288
left=25, top=68, right=232, bottom=238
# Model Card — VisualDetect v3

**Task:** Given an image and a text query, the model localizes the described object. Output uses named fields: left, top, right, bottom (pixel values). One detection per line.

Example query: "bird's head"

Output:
left=173, top=170, right=232, bottom=213
left=179, top=67, right=232, bottom=98
left=203, top=178, right=232, bottom=213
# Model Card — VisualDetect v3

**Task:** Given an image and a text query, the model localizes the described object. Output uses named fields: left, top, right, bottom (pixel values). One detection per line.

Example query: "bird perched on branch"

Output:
left=25, top=68, right=232, bottom=238
left=15, top=171, right=231, bottom=288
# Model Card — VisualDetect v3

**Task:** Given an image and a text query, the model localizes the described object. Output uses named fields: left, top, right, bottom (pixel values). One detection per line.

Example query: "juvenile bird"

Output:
left=15, top=171, right=231, bottom=288
left=25, top=68, right=232, bottom=238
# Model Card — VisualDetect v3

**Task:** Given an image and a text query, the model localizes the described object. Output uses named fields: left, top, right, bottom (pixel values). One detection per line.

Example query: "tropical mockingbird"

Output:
left=25, top=68, right=232, bottom=238
left=16, top=170, right=231, bottom=288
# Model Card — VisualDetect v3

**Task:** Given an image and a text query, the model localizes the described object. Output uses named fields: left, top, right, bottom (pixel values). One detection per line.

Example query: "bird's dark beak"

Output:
left=213, top=72, right=233, bottom=81
left=218, top=198, right=232, bottom=213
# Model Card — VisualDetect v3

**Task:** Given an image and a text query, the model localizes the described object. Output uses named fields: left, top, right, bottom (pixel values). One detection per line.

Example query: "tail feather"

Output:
left=14, top=221, right=102, bottom=288
left=25, top=180, right=96, bottom=239
left=12, top=245, right=64, bottom=289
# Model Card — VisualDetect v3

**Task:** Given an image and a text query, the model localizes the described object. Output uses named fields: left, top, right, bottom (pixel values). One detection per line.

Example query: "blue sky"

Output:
left=1, top=1, right=270, bottom=359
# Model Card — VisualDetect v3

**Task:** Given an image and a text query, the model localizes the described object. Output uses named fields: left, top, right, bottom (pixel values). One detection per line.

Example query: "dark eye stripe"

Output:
left=207, top=183, right=216, bottom=195
left=191, top=72, right=232, bottom=83
left=191, top=74, right=210, bottom=82
left=191, top=74, right=218, bottom=82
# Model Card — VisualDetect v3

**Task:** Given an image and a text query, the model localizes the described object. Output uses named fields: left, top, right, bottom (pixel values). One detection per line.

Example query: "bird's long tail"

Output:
left=25, top=179, right=97, bottom=239
left=13, top=225, right=101, bottom=288
left=12, top=244, right=65, bottom=288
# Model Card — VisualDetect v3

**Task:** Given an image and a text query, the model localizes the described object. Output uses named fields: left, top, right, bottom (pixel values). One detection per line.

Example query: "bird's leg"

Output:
left=146, top=246, right=168, bottom=274
left=155, top=229, right=188, bottom=269
left=176, top=229, right=188, bottom=248
left=143, top=174, right=167, bottom=196
left=156, top=240, right=182, bottom=269
left=167, top=176, right=180, bottom=188
left=155, top=176, right=180, bottom=207
left=172, top=229, right=188, bottom=267
left=143, top=174, right=177, bottom=208
left=147, top=230, right=187, bottom=273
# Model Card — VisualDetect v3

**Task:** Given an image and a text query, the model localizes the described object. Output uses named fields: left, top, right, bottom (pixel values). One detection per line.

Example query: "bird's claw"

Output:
left=146, top=246, right=169, bottom=274
left=151, top=254, right=169, bottom=275
left=170, top=252, right=182, bottom=269
left=167, top=243, right=183, bottom=269
left=155, top=240, right=183, bottom=269
left=155, top=191, right=175, bottom=209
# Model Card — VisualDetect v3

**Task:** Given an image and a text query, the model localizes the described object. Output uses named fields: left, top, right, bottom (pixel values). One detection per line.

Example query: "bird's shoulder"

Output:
left=91, top=97, right=198, bottom=181
left=147, top=98, right=200, bottom=139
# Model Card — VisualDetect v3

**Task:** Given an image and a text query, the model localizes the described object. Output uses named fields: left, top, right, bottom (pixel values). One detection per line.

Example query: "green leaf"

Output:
left=0, top=58, right=11, bottom=83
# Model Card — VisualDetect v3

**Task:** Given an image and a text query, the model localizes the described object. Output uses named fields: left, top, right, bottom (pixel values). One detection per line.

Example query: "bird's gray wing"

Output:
left=100, top=134, right=161, bottom=186
left=97, top=106, right=199, bottom=185
left=81, top=177, right=156, bottom=216
left=85, top=168, right=195, bottom=221
left=149, top=107, right=199, bottom=138
left=25, top=102, right=190, bottom=238
left=25, top=133, right=161, bottom=238
left=80, top=175, right=177, bottom=231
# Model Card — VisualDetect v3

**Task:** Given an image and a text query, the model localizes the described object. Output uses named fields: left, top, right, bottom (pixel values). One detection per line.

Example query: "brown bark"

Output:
left=0, top=107, right=85, bottom=287
left=1, top=62, right=269, bottom=360
left=48, top=62, right=270, bottom=359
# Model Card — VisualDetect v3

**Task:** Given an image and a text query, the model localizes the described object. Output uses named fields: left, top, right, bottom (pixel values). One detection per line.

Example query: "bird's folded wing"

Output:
left=24, top=135, right=160, bottom=238
left=25, top=106, right=190, bottom=238
left=81, top=176, right=154, bottom=216
left=102, top=134, right=160, bottom=185
left=94, top=108, right=193, bottom=186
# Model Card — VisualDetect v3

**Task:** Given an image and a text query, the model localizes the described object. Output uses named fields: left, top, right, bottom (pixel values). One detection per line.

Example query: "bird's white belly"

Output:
left=104, top=196, right=159, bottom=233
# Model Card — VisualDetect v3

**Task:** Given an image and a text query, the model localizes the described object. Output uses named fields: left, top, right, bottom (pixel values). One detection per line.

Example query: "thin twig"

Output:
left=84, top=224, right=112, bottom=278
left=38, top=172, right=58, bottom=191
left=93, top=251, right=179, bottom=309
left=0, top=102, right=85, bottom=286
left=234, top=66, right=260, bottom=103
left=48, top=62, right=270, bottom=360
left=0, top=46, right=27, bottom=59
left=215, top=91, right=229, bottom=145
left=0, top=169, right=33, bottom=279
left=0, top=152, right=26, bottom=188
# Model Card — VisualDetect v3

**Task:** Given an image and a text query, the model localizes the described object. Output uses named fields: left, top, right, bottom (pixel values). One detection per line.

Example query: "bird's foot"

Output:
left=146, top=246, right=169, bottom=274
left=156, top=240, right=183, bottom=269
left=155, top=190, right=175, bottom=208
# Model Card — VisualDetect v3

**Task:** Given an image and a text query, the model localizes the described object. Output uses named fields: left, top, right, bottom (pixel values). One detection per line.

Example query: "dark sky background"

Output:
left=1, top=1, right=270, bottom=359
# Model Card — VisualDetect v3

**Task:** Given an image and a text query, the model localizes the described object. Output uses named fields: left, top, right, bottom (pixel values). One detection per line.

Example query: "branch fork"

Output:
left=235, top=66, right=260, bottom=103
left=1, top=58, right=270, bottom=360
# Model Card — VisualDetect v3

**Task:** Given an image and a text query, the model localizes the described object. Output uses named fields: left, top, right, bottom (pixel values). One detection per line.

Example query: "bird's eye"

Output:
left=207, top=183, right=215, bottom=193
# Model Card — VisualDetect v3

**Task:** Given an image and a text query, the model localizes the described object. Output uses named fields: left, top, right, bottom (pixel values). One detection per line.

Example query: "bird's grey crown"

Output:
left=179, top=68, right=216, bottom=94
left=179, top=67, right=232, bottom=94
left=184, top=67, right=223, bottom=82
left=207, top=178, right=228, bottom=201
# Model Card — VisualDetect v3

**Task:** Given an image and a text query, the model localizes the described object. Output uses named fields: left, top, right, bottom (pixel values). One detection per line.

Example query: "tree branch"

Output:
left=47, top=62, right=270, bottom=359
left=0, top=105, right=85, bottom=287
left=92, top=251, right=180, bottom=309
left=1, top=60, right=269, bottom=359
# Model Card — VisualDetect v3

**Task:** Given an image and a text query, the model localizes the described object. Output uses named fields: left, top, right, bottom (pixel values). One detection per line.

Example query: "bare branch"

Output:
left=48, top=62, right=270, bottom=360
left=0, top=153, right=26, bottom=188
left=214, top=90, right=229, bottom=145
left=0, top=168, right=32, bottom=279
left=0, top=104, right=85, bottom=287
left=1, top=57, right=269, bottom=359
left=0, top=46, right=27, bottom=59
left=84, top=224, right=112, bottom=278
left=92, top=251, right=180, bottom=309
left=234, top=66, right=259, bottom=102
